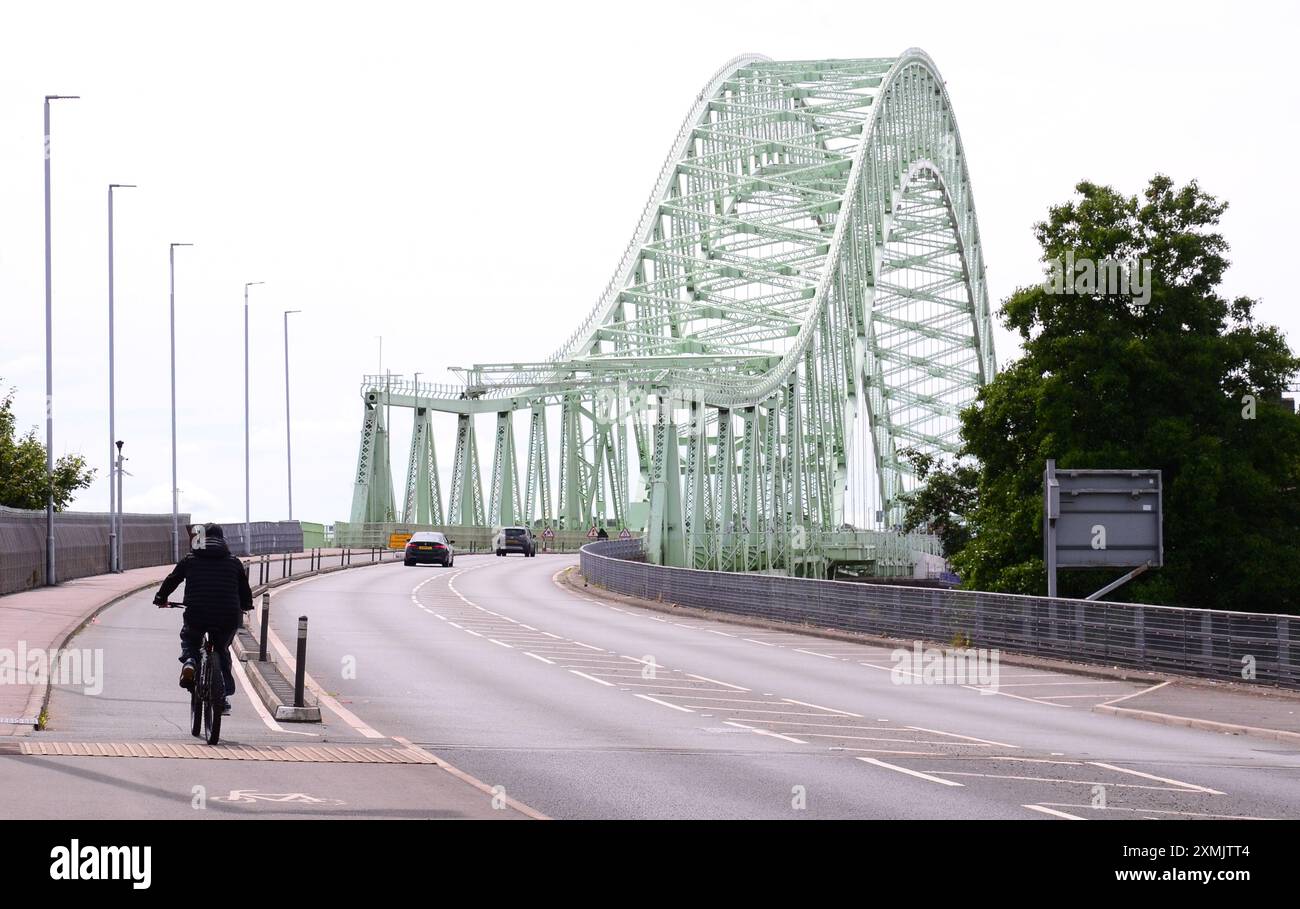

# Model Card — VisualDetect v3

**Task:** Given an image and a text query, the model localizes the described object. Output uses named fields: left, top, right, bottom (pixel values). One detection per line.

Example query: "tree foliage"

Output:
left=904, top=176, right=1300, bottom=612
left=0, top=382, right=96, bottom=511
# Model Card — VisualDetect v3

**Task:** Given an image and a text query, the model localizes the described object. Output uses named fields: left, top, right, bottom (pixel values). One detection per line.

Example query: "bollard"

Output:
left=259, top=592, right=270, bottom=662
left=293, top=616, right=309, bottom=708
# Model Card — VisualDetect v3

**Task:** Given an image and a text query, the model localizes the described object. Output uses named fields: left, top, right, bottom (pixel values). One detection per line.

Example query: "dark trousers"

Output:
left=179, top=623, right=237, bottom=697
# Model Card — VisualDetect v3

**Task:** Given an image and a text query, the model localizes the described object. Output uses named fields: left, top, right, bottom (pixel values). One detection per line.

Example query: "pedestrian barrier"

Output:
left=580, top=539, right=1300, bottom=690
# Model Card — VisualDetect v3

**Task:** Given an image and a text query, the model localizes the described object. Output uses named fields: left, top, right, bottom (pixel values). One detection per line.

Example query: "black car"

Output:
left=404, top=531, right=455, bottom=566
left=494, top=526, right=535, bottom=557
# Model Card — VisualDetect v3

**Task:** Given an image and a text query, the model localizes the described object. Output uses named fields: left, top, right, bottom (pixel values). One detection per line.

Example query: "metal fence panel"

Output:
left=580, top=539, right=1300, bottom=690
left=0, top=506, right=190, bottom=594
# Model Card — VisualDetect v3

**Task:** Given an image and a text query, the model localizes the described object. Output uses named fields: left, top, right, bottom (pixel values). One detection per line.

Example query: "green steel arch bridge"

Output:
left=349, top=50, right=996, bottom=575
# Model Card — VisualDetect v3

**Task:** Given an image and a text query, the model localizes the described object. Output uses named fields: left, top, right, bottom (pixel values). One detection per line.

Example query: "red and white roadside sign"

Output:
left=541, top=527, right=555, bottom=539
left=618, top=528, right=632, bottom=540
left=586, top=526, right=599, bottom=540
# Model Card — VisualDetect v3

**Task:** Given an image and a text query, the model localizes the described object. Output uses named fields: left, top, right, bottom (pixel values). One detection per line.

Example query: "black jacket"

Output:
left=154, top=537, right=253, bottom=629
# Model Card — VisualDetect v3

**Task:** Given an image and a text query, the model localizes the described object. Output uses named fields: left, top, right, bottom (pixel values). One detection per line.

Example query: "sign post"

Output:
left=1043, top=460, right=1163, bottom=601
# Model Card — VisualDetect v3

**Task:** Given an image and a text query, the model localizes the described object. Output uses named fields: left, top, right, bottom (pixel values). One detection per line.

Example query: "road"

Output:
left=7, top=553, right=1300, bottom=819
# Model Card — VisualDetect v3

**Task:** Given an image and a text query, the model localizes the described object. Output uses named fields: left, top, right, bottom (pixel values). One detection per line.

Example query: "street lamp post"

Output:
left=44, top=94, right=78, bottom=586
left=107, top=183, right=136, bottom=573
left=283, top=309, right=301, bottom=519
left=244, top=281, right=264, bottom=557
left=169, top=243, right=194, bottom=562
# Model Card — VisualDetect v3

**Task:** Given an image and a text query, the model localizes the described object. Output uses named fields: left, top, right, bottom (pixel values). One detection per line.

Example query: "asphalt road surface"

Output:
left=9, top=554, right=1300, bottom=819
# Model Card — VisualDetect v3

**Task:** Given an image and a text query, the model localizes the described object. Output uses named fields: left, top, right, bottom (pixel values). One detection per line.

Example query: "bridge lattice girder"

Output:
left=349, top=50, right=995, bottom=572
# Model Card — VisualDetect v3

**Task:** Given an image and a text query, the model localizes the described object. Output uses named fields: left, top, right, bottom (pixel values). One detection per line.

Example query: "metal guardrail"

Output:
left=580, top=539, right=1300, bottom=690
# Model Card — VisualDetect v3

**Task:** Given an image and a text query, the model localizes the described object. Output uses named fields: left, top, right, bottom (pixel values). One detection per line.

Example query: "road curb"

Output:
left=1091, top=703, right=1300, bottom=744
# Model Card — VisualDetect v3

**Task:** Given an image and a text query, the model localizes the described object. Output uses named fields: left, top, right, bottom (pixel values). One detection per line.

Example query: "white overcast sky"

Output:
left=1, top=0, right=1296, bottom=526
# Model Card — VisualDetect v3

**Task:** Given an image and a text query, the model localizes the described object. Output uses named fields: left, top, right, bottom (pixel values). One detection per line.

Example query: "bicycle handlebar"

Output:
left=157, top=600, right=184, bottom=608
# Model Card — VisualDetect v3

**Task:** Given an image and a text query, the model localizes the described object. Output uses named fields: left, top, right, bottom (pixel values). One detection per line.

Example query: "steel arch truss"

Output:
left=348, top=51, right=994, bottom=573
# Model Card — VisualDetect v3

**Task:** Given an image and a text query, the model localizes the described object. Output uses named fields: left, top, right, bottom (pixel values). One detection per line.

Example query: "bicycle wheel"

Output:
left=204, top=649, right=223, bottom=745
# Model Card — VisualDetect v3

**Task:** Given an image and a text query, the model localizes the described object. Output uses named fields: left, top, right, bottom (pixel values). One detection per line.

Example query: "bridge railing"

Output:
left=580, top=540, right=1300, bottom=690
left=333, top=522, right=629, bottom=553
left=0, top=505, right=191, bottom=594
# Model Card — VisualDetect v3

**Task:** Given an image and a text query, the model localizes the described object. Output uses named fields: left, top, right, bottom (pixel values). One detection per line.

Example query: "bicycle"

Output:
left=159, top=601, right=224, bottom=745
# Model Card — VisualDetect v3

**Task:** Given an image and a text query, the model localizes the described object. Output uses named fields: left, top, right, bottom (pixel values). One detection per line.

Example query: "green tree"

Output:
left=898, top=449, right=980, bottom=557
left=914, top=176, right=1300, bottom=612
left=0, top=382, right=96, bottom=511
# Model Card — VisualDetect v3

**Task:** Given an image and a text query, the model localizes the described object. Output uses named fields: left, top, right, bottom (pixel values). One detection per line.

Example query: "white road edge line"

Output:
left=782, top=698, right=862, bottom=717
left=858, top=757, right=964, bottom=787
left=905, top=725, right=1020, bottom=749
left=569, top=670, right=615, bottom=687
left=228, top=652, right=316, bottom=737
left=390, top=736, right=550, bottom=821
left=1098, top=680, right=1171, bottom=708
left=1087, top=761, right=1225, bottom=795
left=687, top=673, right=749, bottom=691
left=635, top=694, right=694, bottom=713
left=1023, top=804, right=1085, bottom=820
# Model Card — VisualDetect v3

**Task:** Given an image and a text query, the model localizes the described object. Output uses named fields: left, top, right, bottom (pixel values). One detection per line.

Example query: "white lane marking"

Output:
left=991, top=680, right=1122, bottom=688
left=569, top=670, right=616, bottom=687
left=228, top=653, right=317, bottom=737
left=686, top=673, right=749, bottom=691
left=793, top=648, right=838, bottom=660
left=861, top=661, right=923, bottom=679
left=518, top=623, right=537, bottom=631
left=934, top=771, right=1199, bottom=791
left=963, top=687, right=1070, bottom=707
left=782, top=731, right=952, bottom=746
left=836, top=747, right=937, bottom=756
left=569, top=640, right=605, bottom=652
left=488, top=639, right=514, bottom=649
left=742, top=638, right=776, bottom=647
left=905, top=726, right=1020, bottom=749
left=523, top=652, right=555, bottom=665
left=1098, top=680, right=1170, bottom=708
left=1024, top=804, right=1084, bottom=820
left=541, top=632, right=563, bottom=639
left=464, top=628, right=483, bottom=638
left=620, top=655, right=659, bottom=666
left=782, top=698, right=862, bottom=717
left=858, top=757, right=964, bottom=786
left=705, top=630, right=736, bottom=637
left=724, top=720, right=808, bottom=745
left=448, top=622, right=464, bottom=630
left=1037, top=803, right=1269, bottom=820
left=1087, top=762, right=1225, bottom=795
left=635, top=694, right=694, bottom=713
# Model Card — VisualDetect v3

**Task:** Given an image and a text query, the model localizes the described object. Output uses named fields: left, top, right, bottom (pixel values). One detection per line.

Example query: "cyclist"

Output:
left=153, top=523, right=253, bottom=716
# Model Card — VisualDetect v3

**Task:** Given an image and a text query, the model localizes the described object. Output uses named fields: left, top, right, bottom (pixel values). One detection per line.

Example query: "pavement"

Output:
left=5, top=552, right=1300, bottom=819
left=0, top=565, right=173, bottom=734
left=0, top=548, right=384, bottom=735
